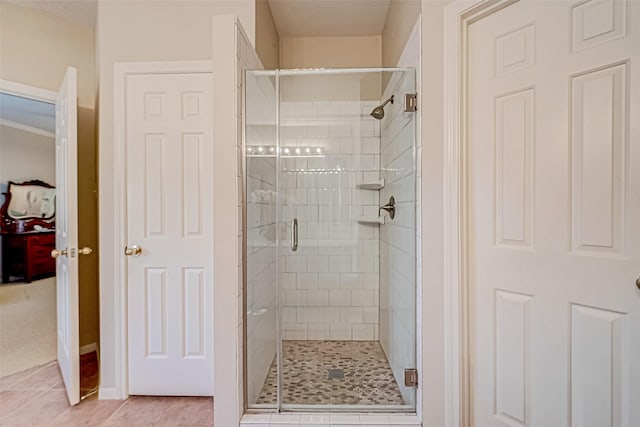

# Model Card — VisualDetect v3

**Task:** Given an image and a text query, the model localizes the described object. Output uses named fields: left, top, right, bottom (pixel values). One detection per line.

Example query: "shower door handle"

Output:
left=291, top=218, right=298, bottom=252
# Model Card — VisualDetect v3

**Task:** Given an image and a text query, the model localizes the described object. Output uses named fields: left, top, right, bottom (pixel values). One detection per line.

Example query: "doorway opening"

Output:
left=0, top=79, right=99, bottom=403
left=0, top=92, right=57, bottom=377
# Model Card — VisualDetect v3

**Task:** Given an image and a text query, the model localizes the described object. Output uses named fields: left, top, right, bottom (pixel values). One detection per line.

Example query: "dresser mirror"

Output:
left=1, top=180, right=56, bottom=233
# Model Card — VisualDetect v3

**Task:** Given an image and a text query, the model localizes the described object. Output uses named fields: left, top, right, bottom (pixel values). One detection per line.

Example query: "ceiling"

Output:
left=3, top=0, right=96, bottom=28
left=267, top=0, right=391, bottom=37
left=0, top=93, right=56, bottom=136
left=4, top=0, right=391, bottom=37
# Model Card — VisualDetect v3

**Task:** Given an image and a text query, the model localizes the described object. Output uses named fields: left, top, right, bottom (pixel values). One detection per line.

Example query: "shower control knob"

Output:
left=379, top=196, right=396, bottom=220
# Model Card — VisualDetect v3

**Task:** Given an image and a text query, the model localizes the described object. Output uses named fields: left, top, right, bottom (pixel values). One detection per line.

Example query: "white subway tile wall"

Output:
left=379, top=72, right=417, bottom=407
left=279, top=100, right=382, bottom=341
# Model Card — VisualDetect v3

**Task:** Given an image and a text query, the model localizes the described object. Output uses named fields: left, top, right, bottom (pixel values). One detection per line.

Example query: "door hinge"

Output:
left=405, top=93, right=418, bottom=112
left=404, top=368, right=418, bottom=387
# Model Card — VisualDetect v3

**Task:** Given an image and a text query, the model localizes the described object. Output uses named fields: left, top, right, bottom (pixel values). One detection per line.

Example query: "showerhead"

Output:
left=370, top=95, right=394, bottom=120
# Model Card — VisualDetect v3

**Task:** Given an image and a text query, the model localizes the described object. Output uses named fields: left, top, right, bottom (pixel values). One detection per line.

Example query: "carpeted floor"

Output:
left=0, top=277, right=56, bottom=377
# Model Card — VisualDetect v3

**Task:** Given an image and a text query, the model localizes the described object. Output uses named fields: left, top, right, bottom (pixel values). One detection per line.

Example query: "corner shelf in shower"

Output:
left=357, top=179, right=385, bottom=190
left=357, top=216, right=385, bottom=225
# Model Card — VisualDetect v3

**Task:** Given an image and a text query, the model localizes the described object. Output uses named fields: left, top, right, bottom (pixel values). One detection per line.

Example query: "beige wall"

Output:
left=255, top=0, right=279, bottom=69
left=382, top=0, right=421, bottom=68
left=280, top=35, right=381, bottom=68
left=97, top=0, right=256, bottom=395
left=279, top=35, right=382, bottom=101
left=0, top=126, right=56, bottom=191
left=0, top=2, right=99, bottom=349
left=0, top=2, right=95, bottom=108
left=95, top=0, right=256, bottom=174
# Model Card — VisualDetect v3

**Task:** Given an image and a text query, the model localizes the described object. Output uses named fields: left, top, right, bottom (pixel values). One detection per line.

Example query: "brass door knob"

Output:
left=78, top=247, right=93, bottom=255
left=51, top=248, right=68, bottom=258
left=636, top=276, right=640, bottom=290
left=124, top=245, right=142, bottom=257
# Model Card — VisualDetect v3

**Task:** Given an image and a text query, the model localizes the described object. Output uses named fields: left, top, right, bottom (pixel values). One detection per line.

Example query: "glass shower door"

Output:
left=245, top=71, right=278, bottom=409
left=276, top=69, right=417, bottom=411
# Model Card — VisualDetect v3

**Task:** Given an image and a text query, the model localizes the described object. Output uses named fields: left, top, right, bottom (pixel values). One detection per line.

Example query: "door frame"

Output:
left=110, top=60, right=213, bottom=398
left=0, top=79, right=57, bottom=103
left=443, top=0, right=518, bottom=425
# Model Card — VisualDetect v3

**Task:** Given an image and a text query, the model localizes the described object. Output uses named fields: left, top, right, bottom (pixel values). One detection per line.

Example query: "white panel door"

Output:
left=467, top=1, right=639, bottom=426
left=126, top=73, right=214, bottom=396
left=54, top=66, right=80, bottom=405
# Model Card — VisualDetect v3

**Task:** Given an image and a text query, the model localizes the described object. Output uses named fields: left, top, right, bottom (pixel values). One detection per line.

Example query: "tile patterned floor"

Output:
left=256, top=341, right=405, bottom=405
left=0, top=362, right=214, bottom=426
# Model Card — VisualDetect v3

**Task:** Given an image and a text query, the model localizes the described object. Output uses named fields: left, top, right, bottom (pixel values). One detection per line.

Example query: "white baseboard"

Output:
left=80, top=342, right=98, bottom=355
left=98, top=387, right=127, bottom=400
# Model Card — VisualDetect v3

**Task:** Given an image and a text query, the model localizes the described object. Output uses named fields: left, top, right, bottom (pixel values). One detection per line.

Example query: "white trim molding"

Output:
left=80, top=342, right=99, bottom=355
left=0, top=79, right=57, bottom=103
left=443, top=0, right=517, bottom=425
left=0, top=119, right=54, bottom=138
left=103, top=60, right=213, bottom=400
left=0, top=80, right=56, bottom=138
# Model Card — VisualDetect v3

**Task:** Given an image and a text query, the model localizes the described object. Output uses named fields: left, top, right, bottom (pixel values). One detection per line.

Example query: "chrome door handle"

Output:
left=124, top=245, right=142, bottom=257
left=51, top=248, right=68, bottom=258
left=291, top=218, right=298, bottom=252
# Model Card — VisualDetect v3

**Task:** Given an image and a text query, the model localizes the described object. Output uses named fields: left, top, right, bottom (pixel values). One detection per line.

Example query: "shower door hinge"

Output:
left=405, top=93, right=418, bottom=112
left=404, top=368, right=418, bottom=387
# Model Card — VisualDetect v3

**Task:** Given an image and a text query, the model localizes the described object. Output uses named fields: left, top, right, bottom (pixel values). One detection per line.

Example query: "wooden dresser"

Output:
left=1, top=231, right=56, bottom=283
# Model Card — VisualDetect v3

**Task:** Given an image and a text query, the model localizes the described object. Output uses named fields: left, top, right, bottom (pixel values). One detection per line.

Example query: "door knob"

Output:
left=78, top=247, right=93, bottom=255
left=124, top=245, right=142, bottom=257
left=51, top=248, right=68, bottom=258
left=636, top=276, right=640, bottom=290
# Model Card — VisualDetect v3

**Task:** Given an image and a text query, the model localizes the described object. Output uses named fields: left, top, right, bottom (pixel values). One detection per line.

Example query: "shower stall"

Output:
left=244, top=68, right=417, bottom=412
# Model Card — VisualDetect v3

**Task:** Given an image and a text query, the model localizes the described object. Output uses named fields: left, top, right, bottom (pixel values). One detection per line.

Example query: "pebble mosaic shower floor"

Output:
left=256, top=340, right=405, bottom=405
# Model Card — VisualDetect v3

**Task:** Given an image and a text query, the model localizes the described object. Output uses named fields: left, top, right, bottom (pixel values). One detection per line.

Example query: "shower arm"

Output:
left=380, top=95, right=394, bottom=108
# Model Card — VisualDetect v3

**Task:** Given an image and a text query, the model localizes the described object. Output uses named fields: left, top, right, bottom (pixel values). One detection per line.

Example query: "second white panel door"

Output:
left=467, top=0, right=639, bottom=426
left=126, top=72, right=214, bottom=396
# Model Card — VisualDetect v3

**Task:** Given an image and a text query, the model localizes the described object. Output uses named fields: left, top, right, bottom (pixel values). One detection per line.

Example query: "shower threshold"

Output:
left=256, top=340, right=411, bottom=408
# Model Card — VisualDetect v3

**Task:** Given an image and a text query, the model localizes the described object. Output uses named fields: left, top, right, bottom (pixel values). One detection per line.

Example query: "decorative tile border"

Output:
left=241, top=413, right=421, bottom=426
